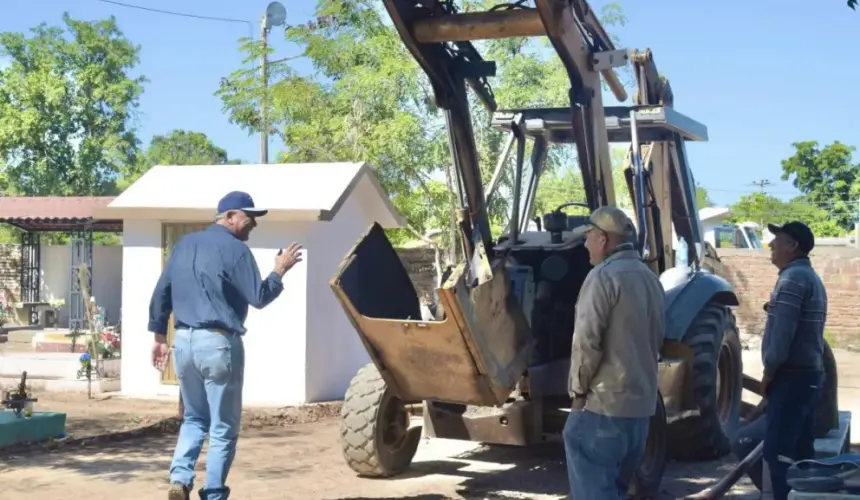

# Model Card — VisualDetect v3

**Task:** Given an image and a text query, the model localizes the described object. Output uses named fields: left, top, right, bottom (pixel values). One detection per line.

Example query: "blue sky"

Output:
left=3, top=0, right=858, bottom=206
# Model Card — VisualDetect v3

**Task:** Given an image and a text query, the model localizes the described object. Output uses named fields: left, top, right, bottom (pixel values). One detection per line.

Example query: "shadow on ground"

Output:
left=0, top=420, right=758, bottom=500
left=0, top=428, right=302, bottom=487
left=335, top=442, right=756, bottom=500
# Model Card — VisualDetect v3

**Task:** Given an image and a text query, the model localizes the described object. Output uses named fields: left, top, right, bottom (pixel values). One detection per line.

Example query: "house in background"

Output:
left=95, top=162, right=404, bottom=406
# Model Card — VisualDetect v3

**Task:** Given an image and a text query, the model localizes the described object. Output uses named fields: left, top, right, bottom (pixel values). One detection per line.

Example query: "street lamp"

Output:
left=260, top=1, right=286, bottom=164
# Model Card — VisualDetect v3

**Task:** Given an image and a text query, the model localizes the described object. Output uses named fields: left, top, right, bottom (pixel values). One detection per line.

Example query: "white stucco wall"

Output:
left=304, top=178, right=376, bottom=403
left=38, top=245, right=123, bottom=327
left=119, top=219, right=312, bottom=407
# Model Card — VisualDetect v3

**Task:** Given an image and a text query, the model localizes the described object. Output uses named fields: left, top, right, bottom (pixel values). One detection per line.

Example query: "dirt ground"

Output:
left=0, top=418, right=758, bottom=500
left=0, top=392, right=759, bottom=500
left=19, top=344, right=860, bottom=499
left=7, top=392, right=342, bottom=441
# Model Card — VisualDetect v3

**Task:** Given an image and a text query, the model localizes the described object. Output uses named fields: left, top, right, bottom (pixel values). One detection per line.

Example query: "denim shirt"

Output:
left=762, top=257, right=827, bottom=379
left=147, top=224, right=285, bottom=336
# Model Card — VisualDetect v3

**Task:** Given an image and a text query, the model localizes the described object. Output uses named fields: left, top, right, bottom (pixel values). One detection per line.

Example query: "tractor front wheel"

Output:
left=668, top=303, right=743, bottom=461
left=340, top=363, right=422, bottom=477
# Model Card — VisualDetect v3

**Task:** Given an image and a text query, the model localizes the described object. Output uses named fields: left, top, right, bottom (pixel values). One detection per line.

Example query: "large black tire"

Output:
left=629, top=393, right=668, bottom=499
left=667, top=303, right=743, bottom=461
left=340, top=363, right=422, bottom=477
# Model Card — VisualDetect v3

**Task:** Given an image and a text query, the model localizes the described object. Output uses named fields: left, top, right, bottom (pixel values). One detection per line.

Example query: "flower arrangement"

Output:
left=98, top=329, right=121, bottom=359
left=79, top=352, right=92, bottom=375
left=78, top=352, right=95, bottom=399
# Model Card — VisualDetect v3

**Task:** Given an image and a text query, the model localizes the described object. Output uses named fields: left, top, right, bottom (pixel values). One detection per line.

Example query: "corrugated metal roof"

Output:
left=0, top=196, right=121, bottom=232
left=97, top=162, right=404, bottom=227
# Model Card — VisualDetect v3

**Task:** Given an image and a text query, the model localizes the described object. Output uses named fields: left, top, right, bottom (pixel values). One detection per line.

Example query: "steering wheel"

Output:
left=543, top=201, right=590, bottom=233
left=553, top=201, right=590, bottom=213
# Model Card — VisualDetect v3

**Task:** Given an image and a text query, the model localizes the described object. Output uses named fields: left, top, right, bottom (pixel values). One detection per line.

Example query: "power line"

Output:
left=750, top=179, right=772, bottom=193
left=93, top=0, right=253, bottom=31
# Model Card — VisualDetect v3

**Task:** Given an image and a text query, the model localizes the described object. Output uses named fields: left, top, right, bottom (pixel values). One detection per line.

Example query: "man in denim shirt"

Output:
left=761, top=221, right=827, bottom=500
left=149, top=191, right=303, bottom=500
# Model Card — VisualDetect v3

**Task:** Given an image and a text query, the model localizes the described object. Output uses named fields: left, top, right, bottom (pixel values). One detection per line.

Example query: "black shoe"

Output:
left=168, top=482, right=190, bottom=500
left=198, top=486, right=231, bottom=500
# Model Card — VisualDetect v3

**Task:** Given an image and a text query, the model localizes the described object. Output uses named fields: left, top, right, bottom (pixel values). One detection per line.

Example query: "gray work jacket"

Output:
left=569, top=245, right=665, bottom=418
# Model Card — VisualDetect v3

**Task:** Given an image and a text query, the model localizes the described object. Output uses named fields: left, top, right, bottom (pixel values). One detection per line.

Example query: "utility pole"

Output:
left=259, top=2, right=286, bottom=164
left=751, top=179, right=772, bottom=193
left=260, top=14, right=269, bottom=164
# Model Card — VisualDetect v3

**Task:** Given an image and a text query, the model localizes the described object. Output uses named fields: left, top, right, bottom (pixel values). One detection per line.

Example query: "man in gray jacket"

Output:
left=563, top=206, right=665, bottom=500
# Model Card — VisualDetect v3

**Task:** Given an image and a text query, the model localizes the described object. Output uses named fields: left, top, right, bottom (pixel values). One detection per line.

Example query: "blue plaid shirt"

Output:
left=762, top=257, right=827, bottom=379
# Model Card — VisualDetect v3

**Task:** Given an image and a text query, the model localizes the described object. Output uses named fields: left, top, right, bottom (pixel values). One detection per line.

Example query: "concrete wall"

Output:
left=304, top=184, right=373, bottom=403
left=0, top=243, right=122, bottom=327
left=714, top=248, right=860, bottom=345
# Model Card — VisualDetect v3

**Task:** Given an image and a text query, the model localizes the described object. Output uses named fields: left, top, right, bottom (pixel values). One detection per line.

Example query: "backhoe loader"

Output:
left=329, top=0, right=841, bottom=496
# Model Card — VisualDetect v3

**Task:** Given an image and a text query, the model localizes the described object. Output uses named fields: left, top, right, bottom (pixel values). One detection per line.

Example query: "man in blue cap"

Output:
left=148, top=191, right=303, bottom=500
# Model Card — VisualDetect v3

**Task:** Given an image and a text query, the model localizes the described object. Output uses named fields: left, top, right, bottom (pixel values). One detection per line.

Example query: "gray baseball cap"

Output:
left=572, top=206, right=635, bottom=237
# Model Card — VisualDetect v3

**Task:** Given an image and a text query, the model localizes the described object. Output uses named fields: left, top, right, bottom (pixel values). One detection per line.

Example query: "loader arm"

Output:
left=625, top=49, right=705, bottom=272
left=382, top=0, right=626, bottom=254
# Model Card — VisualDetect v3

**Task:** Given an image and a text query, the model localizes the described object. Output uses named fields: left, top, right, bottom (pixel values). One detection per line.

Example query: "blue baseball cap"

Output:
left=216, top=191, right=268, bottom=217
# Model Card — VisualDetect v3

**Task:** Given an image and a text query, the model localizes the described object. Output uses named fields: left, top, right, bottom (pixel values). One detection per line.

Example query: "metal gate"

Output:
left=19, top=232, right=40, bottom=304
left=68, top=231, right=93, bottom=331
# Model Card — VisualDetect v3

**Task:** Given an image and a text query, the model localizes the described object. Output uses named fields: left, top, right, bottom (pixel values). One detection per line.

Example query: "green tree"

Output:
left=850, top=0, right=857, bottom=9
left=728, top=192, right=843, bottom=237
left=0, top=13, right=145, bottom=196
left=216, top=0, right=627, bottom=248
left=118, top=129, right=241, bottom=190
left=780, top=140, right=859, bottom=229
left=696, top=186, right=713, bottom=209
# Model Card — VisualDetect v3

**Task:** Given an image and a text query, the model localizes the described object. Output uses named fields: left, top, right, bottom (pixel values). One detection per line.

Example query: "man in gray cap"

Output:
left=148, top=191, right=303, bottom=500
left=563, top=206, right=665, bottom=500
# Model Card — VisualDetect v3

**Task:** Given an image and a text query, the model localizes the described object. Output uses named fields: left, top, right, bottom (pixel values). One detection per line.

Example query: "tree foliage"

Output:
left=0, top=13, right=145, bottom=196
left=118, top=129, right=241, bottom=190
left=728, top=192, right=843, bottom=237
left=780, top=140, right=859, bottom=229
left=726, top=140, right=860, bottom=238
left=696, top=186, right=713, bottom=209
left=216, top=0, right=629, bottom=248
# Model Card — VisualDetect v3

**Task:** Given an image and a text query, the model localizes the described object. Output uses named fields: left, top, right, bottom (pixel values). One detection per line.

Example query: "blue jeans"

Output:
left=764, top=369, right=823, bottom=500
left=169, top=328, right=245, bottom=500
left=563, top=409, right=650, bottom=500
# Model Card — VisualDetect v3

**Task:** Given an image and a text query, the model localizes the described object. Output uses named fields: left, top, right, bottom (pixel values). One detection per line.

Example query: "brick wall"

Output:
left=396, top=248, right=439, bottom=301
left=714, top=248, right=860, bottom=345
left=396, top=246, right=860, bottom=347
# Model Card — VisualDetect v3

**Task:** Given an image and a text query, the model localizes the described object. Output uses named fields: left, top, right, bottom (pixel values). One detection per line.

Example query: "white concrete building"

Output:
left=95, top=162, right=404, bottom=406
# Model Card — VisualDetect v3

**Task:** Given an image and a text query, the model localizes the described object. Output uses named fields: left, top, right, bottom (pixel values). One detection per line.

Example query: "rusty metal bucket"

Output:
left=330, top=223, right=534, bottom=407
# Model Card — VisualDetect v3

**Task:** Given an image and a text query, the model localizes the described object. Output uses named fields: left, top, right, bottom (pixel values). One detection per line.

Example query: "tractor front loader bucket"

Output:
left=330, top=223, right=534, bottom=407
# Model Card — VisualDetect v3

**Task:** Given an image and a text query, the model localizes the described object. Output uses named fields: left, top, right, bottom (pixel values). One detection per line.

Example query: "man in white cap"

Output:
left=563, top=206, right=665, bottom=500
left=149, top=190, right=303, bottom=500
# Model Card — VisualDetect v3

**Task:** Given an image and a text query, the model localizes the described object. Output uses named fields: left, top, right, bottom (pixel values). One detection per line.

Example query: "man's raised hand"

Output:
left=274, top=242, right=303, bottom=276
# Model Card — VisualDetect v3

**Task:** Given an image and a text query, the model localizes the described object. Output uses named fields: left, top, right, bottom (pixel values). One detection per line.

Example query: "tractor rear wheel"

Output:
left=668, top=303, right=743, bottom=461
left=340, top=363, right=422, bottom=477
left=629, top=392, right=668, bottom=499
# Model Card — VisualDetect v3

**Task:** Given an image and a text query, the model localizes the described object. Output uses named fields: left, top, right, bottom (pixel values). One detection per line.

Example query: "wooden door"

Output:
left=160, top=222, right=209, bottom=385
